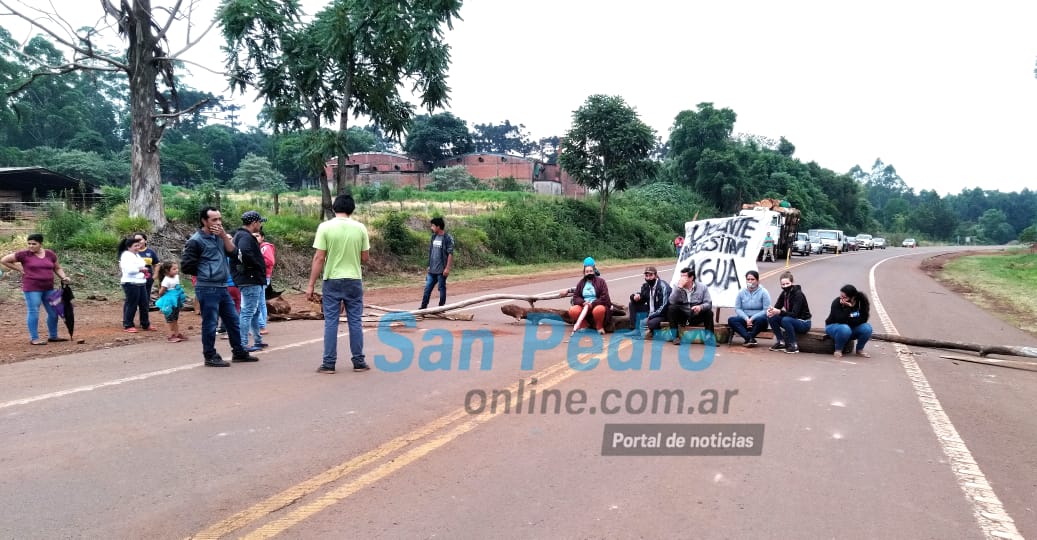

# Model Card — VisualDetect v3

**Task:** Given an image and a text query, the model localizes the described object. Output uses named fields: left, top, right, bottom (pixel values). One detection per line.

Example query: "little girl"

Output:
left=155, top=262, right=188, bottom=343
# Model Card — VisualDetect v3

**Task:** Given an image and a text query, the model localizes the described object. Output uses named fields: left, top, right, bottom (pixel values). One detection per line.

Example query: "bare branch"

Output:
left=0, top=0, right=129, bottom=71
left=165, top=17, right=217, bottom=60
left=5, top=60, right=120, bottom=96
left=152, top=97, right=215, bottom=119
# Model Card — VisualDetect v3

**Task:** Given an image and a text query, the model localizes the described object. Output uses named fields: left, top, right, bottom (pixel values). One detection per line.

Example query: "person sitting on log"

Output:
left=765, top=271, right=812, bottom=354
left=565, top=261, right=612, bottom=335
left=626, top=266, right=670, bottom=339
left=666, top=266, right=713, bottom=345
left=727, top=270, right=771, bottom=347
left=824, top=284, right=873, bottom=358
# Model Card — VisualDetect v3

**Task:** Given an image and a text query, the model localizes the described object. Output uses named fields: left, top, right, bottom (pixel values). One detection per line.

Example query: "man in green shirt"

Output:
left=306, top=195, right=371, bottom=373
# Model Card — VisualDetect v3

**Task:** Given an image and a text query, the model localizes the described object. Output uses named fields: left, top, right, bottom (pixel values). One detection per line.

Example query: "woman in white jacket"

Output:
left=118, top=236, right=153, bottom=332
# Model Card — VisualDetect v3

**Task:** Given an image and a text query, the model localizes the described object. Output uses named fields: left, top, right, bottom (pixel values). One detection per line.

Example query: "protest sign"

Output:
left=669, top=214, right=767, bottom=307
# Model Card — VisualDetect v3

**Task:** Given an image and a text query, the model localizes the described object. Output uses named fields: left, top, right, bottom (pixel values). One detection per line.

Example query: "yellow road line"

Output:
left=189, top=356, right=580, bottom=539
left=244, top=362, right=580, bottom=539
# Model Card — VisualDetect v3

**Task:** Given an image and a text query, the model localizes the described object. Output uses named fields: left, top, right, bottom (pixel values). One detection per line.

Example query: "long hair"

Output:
left=117, top=236, right=137, bottom=257
left=840, top=284, right=870, bottom=314
left=156, top=261, right=177, bottom=282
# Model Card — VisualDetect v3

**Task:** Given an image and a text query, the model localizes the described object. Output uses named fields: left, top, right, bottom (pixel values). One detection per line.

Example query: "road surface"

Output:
left=1, top=247, right=1034, bottom=539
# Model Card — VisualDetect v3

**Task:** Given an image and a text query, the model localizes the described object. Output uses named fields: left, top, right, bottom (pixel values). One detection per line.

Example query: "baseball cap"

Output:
left=644, top=266, right=658, bottom=274
left=241, top=210, right=267, bottom=225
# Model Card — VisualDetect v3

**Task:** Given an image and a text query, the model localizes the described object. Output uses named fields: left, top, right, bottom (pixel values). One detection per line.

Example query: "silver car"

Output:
left=873, top=237, right=886, bottom=249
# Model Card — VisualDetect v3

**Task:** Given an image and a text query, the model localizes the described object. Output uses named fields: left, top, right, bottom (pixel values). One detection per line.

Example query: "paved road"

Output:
left=1, top=247, right=1034, bottom=539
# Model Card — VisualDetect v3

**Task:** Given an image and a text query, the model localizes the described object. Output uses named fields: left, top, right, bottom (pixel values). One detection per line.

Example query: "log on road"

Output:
left=500, top=304, right=630, bottom=333
left=871, top=333, right=1037, bottom=360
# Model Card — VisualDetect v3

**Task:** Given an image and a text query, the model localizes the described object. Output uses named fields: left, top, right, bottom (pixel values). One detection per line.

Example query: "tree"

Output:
left=471, top=120, right=533, bottom=156
left=667, top=102, right=737, bottom=186
left=220, top=0, right=461, bottom=216
left=229, top=152, right=289, bottom=214
left=559, top=94, right=657, bottom=227
left=403, top=112, right=473, bottom=165
left=0, top=1, right=219, bottom=230
left=976, top=208, right=1014, bottom=244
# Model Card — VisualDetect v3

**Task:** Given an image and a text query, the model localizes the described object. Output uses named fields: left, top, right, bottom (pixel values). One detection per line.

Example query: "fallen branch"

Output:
left=367, top=291, right=565, bottom=318
left=938, top=355, right=1037, bottom=372
left=872, top=333, right=1037, bottom=359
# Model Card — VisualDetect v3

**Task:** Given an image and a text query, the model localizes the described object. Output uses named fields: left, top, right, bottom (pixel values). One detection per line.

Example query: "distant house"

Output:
left=0, top=167, right=101, bottom=219
left=322, top=151, right=586, bottom=197
left=435, top=153, right=585, bottom=197
left=324, top=152, right=430, bottom=188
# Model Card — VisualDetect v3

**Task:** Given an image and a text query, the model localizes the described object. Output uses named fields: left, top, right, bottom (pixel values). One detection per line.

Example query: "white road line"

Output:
left=3, top=269, right=667, bottom=410
left=870, top=256, right=1022, bottom=540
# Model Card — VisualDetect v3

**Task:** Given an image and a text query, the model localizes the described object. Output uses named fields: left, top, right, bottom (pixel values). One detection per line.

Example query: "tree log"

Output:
left=871, top=333, right=1037, bottom=359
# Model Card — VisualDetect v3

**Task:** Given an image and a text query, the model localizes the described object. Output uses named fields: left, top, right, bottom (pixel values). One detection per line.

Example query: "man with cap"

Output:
left=627, top=266, right=670, bottom=339
left=233, top=210, right=269, bottom=352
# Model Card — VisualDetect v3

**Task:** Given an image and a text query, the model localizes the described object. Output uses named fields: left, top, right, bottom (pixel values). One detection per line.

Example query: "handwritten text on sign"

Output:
left=670, top=215, right=767, bottom=308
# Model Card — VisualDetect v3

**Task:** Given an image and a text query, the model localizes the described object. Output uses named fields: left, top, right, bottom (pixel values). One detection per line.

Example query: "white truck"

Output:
left=809, top=228, right=846, bottom=253
left=738, top=199, right=801, bottom=260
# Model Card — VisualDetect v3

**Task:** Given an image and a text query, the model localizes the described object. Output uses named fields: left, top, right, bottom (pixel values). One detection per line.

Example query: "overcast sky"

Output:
left=4, top=0, right=1036, bottom=196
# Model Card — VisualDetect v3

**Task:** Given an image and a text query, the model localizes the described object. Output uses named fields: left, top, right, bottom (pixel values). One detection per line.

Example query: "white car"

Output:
left=873, top=237, right=886, bottom=249
left=856, top=234, right=874, bottom=250
left=792, top=233, right=813, bottom=256
left=902, top=238, right=917, bottom=248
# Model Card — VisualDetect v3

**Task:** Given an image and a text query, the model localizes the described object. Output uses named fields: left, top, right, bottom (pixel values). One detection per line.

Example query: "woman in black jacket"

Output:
left=824, top=284, right=873, bottom=358
left=765, top=271, right=812, bottom=354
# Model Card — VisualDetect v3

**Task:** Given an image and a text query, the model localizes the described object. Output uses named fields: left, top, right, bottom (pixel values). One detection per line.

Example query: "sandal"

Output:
left=855, top=351, right=871, bottom=358
left=30, top=340, right=47, bottom=346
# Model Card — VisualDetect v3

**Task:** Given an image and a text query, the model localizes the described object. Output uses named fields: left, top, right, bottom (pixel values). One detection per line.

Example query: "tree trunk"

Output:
left=273, top=192, right=280, bottom=215
left=127, top=0, right=167, bottom=231
left=334, top=74, right=356, bottom=195
left=319, top=168, right=333, bottom=219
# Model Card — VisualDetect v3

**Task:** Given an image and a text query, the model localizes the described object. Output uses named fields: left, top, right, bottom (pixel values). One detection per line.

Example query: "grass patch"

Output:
left=940, top=249, right=1037, bottom=335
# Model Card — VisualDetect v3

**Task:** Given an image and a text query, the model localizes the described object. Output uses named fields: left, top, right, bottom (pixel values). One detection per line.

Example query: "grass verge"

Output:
left=939, top=249, right=1037, bottom=336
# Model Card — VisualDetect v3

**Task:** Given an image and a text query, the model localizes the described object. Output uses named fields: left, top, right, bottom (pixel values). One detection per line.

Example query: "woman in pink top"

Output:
left=254, top=229, right=276, bottom=334
left=0, top=233, right=71, bottom=345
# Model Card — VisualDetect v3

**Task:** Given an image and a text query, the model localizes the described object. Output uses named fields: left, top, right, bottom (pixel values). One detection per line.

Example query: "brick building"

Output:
left=324, top=151, right=585, bottom=197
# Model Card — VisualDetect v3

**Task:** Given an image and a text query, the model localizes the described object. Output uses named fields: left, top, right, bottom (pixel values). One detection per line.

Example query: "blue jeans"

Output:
left=321, top=278, right=365, bottom=369
left=257, top=278, right=270, bottom=329
left=122, top=283, right=150, bottom=329
left=238, top=285, right=264, bottom=348
left=420, top=272, right=447, bottom=309
left=195, top=286, right=244, bottom=360
left=825, top=323, right=873, bottom=353
left=727, top=315, right=769, bottom=342
left=766, top=314, right=811, bottom=347
left=24, top=290, right=59, bottom=342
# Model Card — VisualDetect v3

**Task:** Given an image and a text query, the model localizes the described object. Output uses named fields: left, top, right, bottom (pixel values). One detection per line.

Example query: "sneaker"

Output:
left=742, top=339, right=754, bottom=348
left=672, top=337, right=681, bottom=346
left=833, top=351, right=843, bottom=358
left=244, top=345, right=264, bottom=353
left=769, top=343, right=785, bottom=351
left=215, top=328, right=227, bottom=334
left=255, top=342, right=269, bottom=348
left=748, top=338, right=758, bottom=347
left=205, top=356, right=230, bottom=367
left=785, top=345, right=800, bottom=354
left=353, top=363, right=371, bottom=372
left=124, top=327, right=138, bottom=333
left=232, top=353, right=259, bottom=362
left=316, top=366, right=336, bottom=374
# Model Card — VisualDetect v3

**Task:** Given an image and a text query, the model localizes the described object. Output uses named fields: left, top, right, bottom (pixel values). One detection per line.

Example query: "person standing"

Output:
left=134, top=232, right=160, bottom=299
left=727, top=270, right=771, bottom=347
left=254, top=229, right=276, bottom=335
left=306, top=194, right=371, bottom=374
left=0, top=233, right=71, bottom=345
left=626, top=266, right=670, bottom=339
left=418, top=217, right=454, bottom=310
left=673, top=235, right=684, bottom=257
left=117, top=235, right=152, bottom=332
left=180, top=206, right=258, bottom=367
left=666, top=266, right=714, bottom=345
left=762, top=232, right=775, bottom=262
left=766, top=271, right=812, bottom=354
left=824, top=284, right=873, bottom=358
left=233, top=211, right=269, bottom=352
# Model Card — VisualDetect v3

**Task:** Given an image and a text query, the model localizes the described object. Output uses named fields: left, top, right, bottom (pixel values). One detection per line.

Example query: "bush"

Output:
left=373, top=211, right=425, bottom=260
left=64, top=229, right=121, bottom=252
left=42, top=206, right=92, bottom=248
left=260, top=214, right=320, bottom=249
left=110, top=215, right=153, bottom=237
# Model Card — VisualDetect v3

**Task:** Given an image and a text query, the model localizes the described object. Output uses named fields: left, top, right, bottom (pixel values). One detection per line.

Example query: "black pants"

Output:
left=122, top=283, right=150, bottom=329
left=667, top=304, right=714, bottom=332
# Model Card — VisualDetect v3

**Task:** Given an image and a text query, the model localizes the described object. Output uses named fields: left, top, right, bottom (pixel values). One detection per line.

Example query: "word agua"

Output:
left=373, top=313, right=717, bottom=372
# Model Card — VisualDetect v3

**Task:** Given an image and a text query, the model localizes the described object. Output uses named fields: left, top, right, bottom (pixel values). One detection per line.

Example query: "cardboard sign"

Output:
left=670, top=215, right=767, bottom=307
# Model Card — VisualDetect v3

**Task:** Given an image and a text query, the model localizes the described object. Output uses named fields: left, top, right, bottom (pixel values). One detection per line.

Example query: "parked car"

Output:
left=873, top=237, right=886, bottom=249
left=792, top=232, right=813, bottom=256
left=856, top=234, right=874, bottom=250
left=902, top=238, right=917, bottom=248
